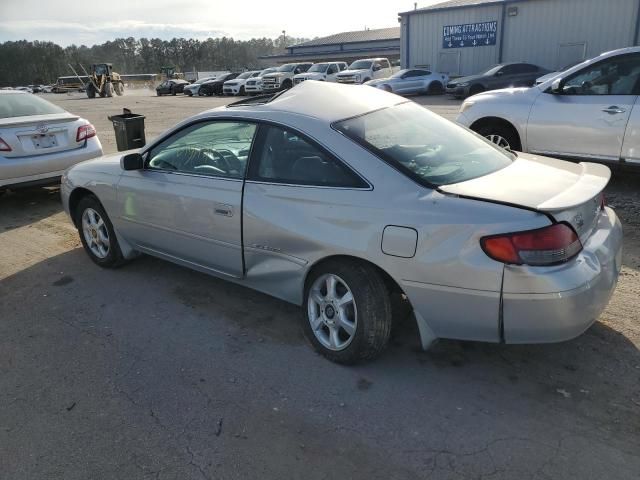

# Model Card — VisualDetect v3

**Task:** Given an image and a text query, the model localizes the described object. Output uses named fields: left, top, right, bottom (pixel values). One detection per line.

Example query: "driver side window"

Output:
left=147, top=121, right=257, bottom=179
left=562, top=54, right=640, bottom=95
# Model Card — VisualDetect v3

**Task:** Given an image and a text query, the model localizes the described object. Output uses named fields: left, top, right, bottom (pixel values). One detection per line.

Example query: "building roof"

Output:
left=400, top=0, right=505, bottom=15
left=290, top=27, right=400, bottom=48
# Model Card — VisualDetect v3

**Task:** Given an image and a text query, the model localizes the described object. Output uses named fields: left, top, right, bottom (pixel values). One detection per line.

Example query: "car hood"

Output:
left=296, top=73, right=325, bottom=80
left=366, top=78, right=392, bottom=86
left=68, top=150, right=132, bottom=176
left=449, top=74, right=484, bottom=85
left=440, top=152, right=610, bottom=212
left=338, top=69, right=369, bottom=76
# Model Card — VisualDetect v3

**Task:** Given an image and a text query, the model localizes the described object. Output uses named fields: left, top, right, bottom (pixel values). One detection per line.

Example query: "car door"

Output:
left=242, top=124, right=371, bottom=300
left=116, top=120, right=258, bottom=278
left=326, top=64, right=339, bottom=82
left=527, top=53, right=640, bottom=161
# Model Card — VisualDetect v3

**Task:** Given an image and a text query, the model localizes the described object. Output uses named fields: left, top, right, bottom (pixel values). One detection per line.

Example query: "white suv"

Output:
left=223, top=71, right=261, bottom=96
left=294, top=62, right=348, bottom=85
left=457, top=46, right=640, bottom=165
left=245, top=68, right=277, bottom=95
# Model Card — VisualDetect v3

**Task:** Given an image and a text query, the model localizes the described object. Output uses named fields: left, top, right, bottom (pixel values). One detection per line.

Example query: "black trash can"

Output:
left=108, top=113, right=146, bottom=151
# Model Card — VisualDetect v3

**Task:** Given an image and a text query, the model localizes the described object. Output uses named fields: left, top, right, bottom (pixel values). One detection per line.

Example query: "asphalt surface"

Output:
left=1, top=89, right=639, bottom=479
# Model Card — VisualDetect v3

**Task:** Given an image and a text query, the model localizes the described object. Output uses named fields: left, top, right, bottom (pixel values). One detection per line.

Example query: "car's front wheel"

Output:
left=76, top=195, right=125, bottom=268
left=474, top=122, right=522, bottom=151
left=303, top=260, right=392, bottom=364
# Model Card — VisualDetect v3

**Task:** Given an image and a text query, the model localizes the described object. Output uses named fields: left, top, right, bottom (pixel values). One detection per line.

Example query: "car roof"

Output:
left=219, top=80, right=401, bottom=124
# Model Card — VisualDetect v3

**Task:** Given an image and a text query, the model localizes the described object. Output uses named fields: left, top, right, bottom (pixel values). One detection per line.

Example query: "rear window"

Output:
left=333, top=102, right=514, bottom=187
left=0, top=93, right=64, bottom=119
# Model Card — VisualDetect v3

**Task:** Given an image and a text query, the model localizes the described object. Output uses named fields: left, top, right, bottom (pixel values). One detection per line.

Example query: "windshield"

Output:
left=277, top=64, right=296, bottom=72
left=0, top=92, right=65, bottom=118
left=478, top=65, right=502, bottom=76
left=308, top=63, right=329, bottom=73
left=391, top=69, right=409, bottom=78
left=259, top=68, right=276, bottom=76
left=237, top=72, right=253, bottom=79
left=349, top=60, right=372, bottom=70
left=333, top=102, right=514, bottom=187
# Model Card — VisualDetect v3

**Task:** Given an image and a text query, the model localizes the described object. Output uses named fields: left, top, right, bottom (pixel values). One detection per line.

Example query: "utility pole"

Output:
left=282, top=30, right=286, bottom=51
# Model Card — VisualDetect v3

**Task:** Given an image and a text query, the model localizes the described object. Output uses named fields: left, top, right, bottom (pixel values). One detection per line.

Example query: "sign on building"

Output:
left=442, top=21, right=498, bottom=49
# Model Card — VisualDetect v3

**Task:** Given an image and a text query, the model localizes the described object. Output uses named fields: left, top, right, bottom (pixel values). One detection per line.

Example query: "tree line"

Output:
left=0, top=35, right=309, bottom=87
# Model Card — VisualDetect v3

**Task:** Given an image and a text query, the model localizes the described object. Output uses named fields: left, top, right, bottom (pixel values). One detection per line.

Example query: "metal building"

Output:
left=400, top=0, right=640, bottom=76
left=260, top=27, right=400, bottom=64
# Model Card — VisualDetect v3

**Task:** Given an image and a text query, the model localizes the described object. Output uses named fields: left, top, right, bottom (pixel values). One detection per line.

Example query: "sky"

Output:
left=0, top=0, right=442, bottom=46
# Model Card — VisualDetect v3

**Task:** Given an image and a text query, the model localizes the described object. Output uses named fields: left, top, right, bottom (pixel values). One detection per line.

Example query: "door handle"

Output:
left=602, top=106, right=626, bottom=114
left=214, top=204, right=233, bottom=217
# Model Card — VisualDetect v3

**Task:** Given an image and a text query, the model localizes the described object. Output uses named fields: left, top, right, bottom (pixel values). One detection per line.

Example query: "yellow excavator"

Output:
left=84, top=63, right=124, bottom=98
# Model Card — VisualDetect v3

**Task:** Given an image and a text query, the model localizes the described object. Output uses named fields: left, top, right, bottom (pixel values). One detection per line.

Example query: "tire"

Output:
left=474, top=122, right=522, bottom=152
left=171, top=87, right=176, bottom=96
left=86, top=84, right=96, bottom=99
left=426, top=81, right=444, bottom=95
left=281, top=79, right=292, bottom=91
left=114, top=82, right=123, bottom=96
left=362, top=78, right=371, bottom=84
left=239, top=86, right=245, bottom=96
left=302, top=260, right=392, bottom=364
left=468, top=84, right=485, bottom=97
left=104, top=82, right=114, bottom=98
left=75, top=195, right=125, bottom=268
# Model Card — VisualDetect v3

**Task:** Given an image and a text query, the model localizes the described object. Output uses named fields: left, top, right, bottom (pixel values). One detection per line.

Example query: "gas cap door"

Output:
left=381, top=226, right=418, bottom=258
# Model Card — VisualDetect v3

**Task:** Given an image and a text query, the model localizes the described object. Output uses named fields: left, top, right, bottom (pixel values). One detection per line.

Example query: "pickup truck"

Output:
left=293, top=62, right=348, bottom=85
left=336, top=58, right=394, bottom=85
left=261, top=63, right=313, bottom=93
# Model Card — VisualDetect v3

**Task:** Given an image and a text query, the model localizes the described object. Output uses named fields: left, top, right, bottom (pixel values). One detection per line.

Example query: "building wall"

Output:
left=402, top=3, right=504, bottom=75
left=290, top=39, right=400, bottom=56
left=402, top=0, right=640, bottom=76
left=502, top=0, right=640, bottom=70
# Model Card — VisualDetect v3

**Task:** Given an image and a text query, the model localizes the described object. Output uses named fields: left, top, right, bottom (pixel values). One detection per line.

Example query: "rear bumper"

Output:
left=502, top=207, right=622, bottom=343
left=0, top=137, right=103, bottom=188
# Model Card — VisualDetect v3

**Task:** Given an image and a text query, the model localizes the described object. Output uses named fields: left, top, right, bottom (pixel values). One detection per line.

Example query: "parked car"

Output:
left=446, top=63, right=550, bottom=98
left=223, top=71, right=262, bottom=96
left=183, top=77, right=217, bottom=97
left=365, top=69, right=449, bottom=95
left=0, top=91, right=102, bottom=191
left=457, top=47, right=640, bottom=164
left=15, top=86, right=34, bottom=94
left=245, top=68, right=277, bottom=95
left=336, top=58, right=394, bottom=84
left=155, top=79, right=189, bottom=96
left=60, top=81, right=621, bottom=364
left=293, top=62, right=348, bottom=85
left=198, top=73, right=240, bottom=96
left=261, top=63, right=313, bottom=93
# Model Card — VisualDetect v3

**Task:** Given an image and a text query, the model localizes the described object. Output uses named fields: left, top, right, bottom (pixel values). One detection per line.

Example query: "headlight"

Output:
left=459, top=100, right=475, bottom=114
left=457, top=82, right=469, bottom=88
left=355, top=75, right=361, bottom=82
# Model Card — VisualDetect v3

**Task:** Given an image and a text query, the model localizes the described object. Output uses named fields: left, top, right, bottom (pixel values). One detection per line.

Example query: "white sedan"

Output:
left=457, top=46, right=640, bottom=165
left=1, top=91, right=102, bottom=191
left=365, top=69, right=449, bottom=95
left=60, top=82, right=621, bottom=364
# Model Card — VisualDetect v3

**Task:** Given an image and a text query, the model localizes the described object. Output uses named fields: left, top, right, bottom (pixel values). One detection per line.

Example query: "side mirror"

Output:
left=550, top=77, right=563, bottom=93
left=495, top=71, right=504, bottom=77
left=121, top=152, right=144, bottom=171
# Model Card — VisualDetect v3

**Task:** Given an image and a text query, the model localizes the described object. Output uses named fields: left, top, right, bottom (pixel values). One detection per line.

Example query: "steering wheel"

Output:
left=200, top=148, right=232, bottom=173
left=215, top=148, right=243, bottom=173
left=412, top=144, right=444, bottom=167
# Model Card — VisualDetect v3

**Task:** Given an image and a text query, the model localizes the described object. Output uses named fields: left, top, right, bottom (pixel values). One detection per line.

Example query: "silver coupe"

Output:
left=365, top=69, right=449, bottom=95
left=61, top=81, right=622, bottom=364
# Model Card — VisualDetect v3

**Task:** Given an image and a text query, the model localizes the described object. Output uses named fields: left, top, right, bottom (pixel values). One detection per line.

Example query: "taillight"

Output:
left=480, top=222, right=582, bottom=266
left=76, top=124, right=96, bottom=142
left=0, top=136, right=11, bottom=152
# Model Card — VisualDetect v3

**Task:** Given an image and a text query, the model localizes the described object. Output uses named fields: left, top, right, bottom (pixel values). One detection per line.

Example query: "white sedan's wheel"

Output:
left=82, top=208, right=110, bottom=259
left=486, top=134, right=512, bottom=150
left=307, top=273, right=357, bottom=351
left=302, top=260, right=392, bottom=364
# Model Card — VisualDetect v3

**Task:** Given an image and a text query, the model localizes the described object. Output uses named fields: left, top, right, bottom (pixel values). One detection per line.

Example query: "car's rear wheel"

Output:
left=303, top=260, right=392, bottom=364
left=76, top=196, right=125, bottom=268
left=475, top=122, right=522, bottom=151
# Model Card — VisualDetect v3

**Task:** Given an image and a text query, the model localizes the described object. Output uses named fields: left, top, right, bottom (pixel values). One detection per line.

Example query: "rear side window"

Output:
left=0, top=93, right=64, bottom=118
left=247, top=125, right=368, bottom=188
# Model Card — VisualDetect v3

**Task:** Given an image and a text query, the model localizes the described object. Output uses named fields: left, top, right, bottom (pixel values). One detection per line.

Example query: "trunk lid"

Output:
left=440, top=153, right=609, bottom=241
left=0, top=113, right=83, bottom=158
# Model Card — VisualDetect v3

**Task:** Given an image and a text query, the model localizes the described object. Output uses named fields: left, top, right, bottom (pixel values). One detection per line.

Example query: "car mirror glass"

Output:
left=550, top=77, right=563, bottom=94
left=121, top=152, right=144, bottom=171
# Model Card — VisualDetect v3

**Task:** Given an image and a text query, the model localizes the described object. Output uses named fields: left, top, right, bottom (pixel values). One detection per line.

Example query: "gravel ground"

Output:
left=0, top=90, right=639, bottom=479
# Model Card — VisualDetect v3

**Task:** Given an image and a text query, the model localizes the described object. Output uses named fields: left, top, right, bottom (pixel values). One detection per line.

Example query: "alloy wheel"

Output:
left=307, top=274, right=357, bottom=351
left=486, top=134, right=512, bottom=150
left=82, top=208, right=110, bottom=259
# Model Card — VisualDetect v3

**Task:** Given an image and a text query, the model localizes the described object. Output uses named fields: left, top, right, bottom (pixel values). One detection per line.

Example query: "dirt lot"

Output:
left=1, top=90, right=639, bottom=479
